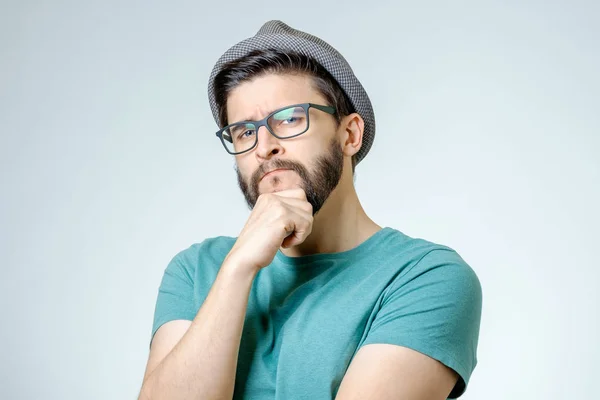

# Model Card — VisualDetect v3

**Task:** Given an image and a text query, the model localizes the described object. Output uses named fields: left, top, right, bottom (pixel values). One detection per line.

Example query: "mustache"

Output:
left=236, top=138, right=344, bottom=214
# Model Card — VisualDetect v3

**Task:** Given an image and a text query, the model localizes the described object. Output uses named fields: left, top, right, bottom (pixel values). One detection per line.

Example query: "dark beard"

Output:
left=236, top=139, right=344, bottom=215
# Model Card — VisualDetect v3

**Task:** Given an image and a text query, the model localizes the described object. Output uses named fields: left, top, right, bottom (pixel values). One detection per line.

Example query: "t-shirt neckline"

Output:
left=274, top=226, right=395, bottom=267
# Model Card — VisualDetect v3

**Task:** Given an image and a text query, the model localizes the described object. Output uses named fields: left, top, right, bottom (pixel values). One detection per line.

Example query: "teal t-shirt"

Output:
left=151, top=227, right=482, bottom=399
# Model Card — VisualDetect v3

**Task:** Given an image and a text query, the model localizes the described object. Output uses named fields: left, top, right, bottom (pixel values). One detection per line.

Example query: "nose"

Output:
left=254, top=125, right=283, bottom=160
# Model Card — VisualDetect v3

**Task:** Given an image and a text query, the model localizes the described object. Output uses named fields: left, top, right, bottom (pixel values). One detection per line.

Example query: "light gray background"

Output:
left=1, top=1, right=598, bottom=399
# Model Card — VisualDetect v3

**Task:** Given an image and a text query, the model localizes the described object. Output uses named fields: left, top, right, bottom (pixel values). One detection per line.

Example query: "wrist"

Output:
left=222, top=252, right=260, bottom=279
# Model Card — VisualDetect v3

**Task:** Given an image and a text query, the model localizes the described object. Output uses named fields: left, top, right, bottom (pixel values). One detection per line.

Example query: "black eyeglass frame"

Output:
left=215, top=103, right=336, bottom=155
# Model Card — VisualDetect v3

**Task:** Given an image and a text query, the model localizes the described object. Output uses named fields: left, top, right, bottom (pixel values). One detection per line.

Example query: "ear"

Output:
left=339, top=113, right=364, bottom=158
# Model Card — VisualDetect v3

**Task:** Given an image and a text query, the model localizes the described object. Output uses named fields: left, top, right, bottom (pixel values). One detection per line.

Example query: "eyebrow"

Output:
left=233, top=106, right=281, bottom=124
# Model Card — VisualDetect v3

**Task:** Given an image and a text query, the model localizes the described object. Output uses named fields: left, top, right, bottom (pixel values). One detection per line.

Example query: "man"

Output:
left=139, top=20, right=482, bottom=400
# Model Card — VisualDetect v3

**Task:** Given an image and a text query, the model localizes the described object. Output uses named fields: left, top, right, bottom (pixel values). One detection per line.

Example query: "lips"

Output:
left=261, top=168, right=290, bottom=181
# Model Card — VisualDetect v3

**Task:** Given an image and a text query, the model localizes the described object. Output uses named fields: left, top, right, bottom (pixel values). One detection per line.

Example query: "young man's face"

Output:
left=226, top=73, right=344, bottom=214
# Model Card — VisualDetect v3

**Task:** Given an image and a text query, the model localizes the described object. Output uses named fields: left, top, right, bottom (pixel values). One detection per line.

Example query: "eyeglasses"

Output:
left=215, top=103, right=336, bottom=155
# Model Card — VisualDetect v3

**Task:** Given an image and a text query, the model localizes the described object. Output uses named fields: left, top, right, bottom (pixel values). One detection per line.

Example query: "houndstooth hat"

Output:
left=207, top=20, right=376, bottom=165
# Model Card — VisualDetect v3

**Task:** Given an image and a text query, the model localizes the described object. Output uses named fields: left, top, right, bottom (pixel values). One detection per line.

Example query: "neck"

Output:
left=280, top=177, right=382, bottom=257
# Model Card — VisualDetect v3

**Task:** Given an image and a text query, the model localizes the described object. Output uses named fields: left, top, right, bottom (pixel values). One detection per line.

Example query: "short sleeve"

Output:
left=360, top=249, right=482, bottom=398
left=150, top=252, right=198, bottom=347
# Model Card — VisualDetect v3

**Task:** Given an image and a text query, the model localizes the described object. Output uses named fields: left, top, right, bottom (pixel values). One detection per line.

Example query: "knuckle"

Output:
left=298, top=215, right=312, bottom=230
left=282, top=219, right=294, bottom=234
left=304, top=202, right=313, bottom=213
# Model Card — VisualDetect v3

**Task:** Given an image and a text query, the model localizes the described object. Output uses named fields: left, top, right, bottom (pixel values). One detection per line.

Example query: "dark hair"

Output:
left=213, top=49, right=358, bottom=171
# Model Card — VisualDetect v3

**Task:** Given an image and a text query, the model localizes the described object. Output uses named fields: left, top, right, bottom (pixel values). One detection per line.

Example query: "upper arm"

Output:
left=142, top=319, right=192, bottom=383
left=140, top=244, right=217, bottom=395
left=342, top=249, right=482, bottom=398
left=151, top=253, right=198, bottom=343
left=335, top=343, right=458, bottom=400
left=144, top=249, right=199, bottom=382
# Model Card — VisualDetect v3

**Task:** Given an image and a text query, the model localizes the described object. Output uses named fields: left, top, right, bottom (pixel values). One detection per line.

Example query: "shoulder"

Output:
left=165, top=235, right=238, bottom=278
left=379, top=227, right=459, bottom=259
left=176, top=234, right=236, bottom=259
left=382, top=228, right=482, bottom=297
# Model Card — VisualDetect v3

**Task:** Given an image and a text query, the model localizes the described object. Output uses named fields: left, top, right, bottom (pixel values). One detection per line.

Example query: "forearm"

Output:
left=139, top=257, right=256, bottom=400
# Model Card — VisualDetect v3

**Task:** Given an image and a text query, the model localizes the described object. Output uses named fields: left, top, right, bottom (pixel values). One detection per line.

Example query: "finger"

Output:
left=256, top=192, right=312, bottom=215
left=273, top=197, right=313, bottom=215
left=271, top=188, right=307, bottom=200
left=280, top=209, right=313, bottom=248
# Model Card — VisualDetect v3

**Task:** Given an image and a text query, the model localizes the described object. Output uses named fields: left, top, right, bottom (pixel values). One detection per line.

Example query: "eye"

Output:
left=238, top=129, right=255, bottom=139
left=282, top=116, right=299, bottom=124
left=272, top=107, right=304, bottom=125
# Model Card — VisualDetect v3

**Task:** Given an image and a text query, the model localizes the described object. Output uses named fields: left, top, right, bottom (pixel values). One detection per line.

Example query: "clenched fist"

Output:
left=226, top=188, right=313, bottom=273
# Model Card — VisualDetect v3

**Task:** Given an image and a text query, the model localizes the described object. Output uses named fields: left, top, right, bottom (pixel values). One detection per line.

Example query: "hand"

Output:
left=226, top=188, right=313, bottom=273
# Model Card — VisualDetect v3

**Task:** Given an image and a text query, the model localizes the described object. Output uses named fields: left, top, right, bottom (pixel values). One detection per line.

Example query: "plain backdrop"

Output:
left=1, top=1, right=598, bottom=399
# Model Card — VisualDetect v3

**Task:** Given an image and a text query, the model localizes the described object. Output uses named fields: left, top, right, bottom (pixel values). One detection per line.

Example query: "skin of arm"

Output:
left=138, top=255, right=257, bottom=400
left=335, top=344, right=459, bottom=400
left=138, top=188, right=314, bottom=400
